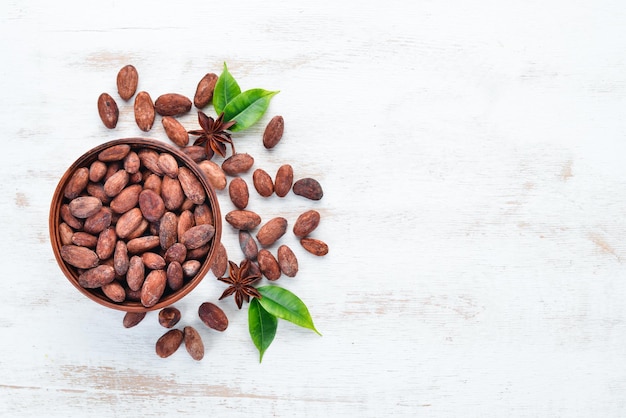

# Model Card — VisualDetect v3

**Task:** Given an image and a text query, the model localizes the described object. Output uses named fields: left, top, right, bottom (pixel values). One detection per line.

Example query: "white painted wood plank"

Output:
left=2, top=0, right=626, bottom=416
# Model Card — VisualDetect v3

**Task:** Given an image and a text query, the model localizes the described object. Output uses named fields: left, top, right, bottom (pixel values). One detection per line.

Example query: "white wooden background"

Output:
left=2, top=0, right=626, bottom=416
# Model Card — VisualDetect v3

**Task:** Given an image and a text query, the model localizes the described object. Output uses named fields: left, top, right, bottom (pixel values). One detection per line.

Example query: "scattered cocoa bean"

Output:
left=97, top=93, right=119, bottom=129
left=183, top=326, right=205, bottom=360
left=198, top=302, right=228, bottom=331
left=155, top=329, right=184, bottom=358
left=155, top=93, right=192, bottom=116
left=211, top=243, right=228, bottom=278
left=256, top=217, right=288, bottom=247
left=123, top=311, right=146, bottom=328
left=134, top=91, right=155, bottom=132
left=257, top=249, right=281, bottom=281
left=116, top=65, right=138, bottom=101
left=229, top=177, right=249, bottom=209
left=277, top=245, right=298, bottom=277
left=252, top=168, right=274, bottom=197
left=293, top=210, right=321, bottom=238
left=274, top=164, right=293, bottom=197
left=194, top=73, right=218, bottom=108
left=263, top=115, right=284, bottom=149
left=300, top=237, right=329, bottom=256
left=222, top=153, right=254, bottom=176
left=239, top=230, right=258, bottom=261
left=225, top=210, right=261, bottom=230
left=162, top=116, right=189, bottom=147
left=158, top=307, right=182, bottom=328
left=198, top=160, right=227, bottom=190
left=293, top=178, right=324, bottom=200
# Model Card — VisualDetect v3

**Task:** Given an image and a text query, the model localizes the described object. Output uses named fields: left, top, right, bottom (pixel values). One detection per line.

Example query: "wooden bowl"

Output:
left=49, top=138, right=221, bottom=312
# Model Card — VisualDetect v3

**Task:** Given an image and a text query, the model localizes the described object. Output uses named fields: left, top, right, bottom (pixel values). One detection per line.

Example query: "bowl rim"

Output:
left=49, top=137, right=222, bottom=312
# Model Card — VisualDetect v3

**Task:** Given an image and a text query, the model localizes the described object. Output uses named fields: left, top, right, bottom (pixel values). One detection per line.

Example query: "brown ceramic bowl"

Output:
left=49, top=138, right=221, bottom=312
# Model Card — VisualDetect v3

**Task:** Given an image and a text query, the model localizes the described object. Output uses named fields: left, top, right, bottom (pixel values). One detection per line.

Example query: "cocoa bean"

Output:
left=134, top=91, right=155, bottom=132
left=83, top=207, right=112, bottom=235
left=293, top=177, right=323, bottom=200
left=123, top=151, right=141, bottom=174
left=71, top=231, right=98, bottom=248
left=126, top=255, right=145, bottom=291
left=178, top=167, right=205, bottom=204
left=116, top=65, right=138, bottom=101
left=138, top=189, right=165, bottom=222
left=141, top=252, right=166, bottom=270
left=222, top=153, right=254, bottom=176
left=97, top=93, right=119, bottom=129
left=155, top=329, right=184, bottom=358
left=263, top=115, right=284, bottom=149
left=277, top=245, right=298, bottom=277
left=183, top=326, right=205, bottom=361
left=229, top=177, right=249, bottom=209
left=113, top=240, right=129, bottom=276
left=257, top=249, right=281, bottom=281
left=102, top=281, right=126, bottom=303
left=300, top=237, right=329, bottom=256
left=126, top=235, right=160, bottom=254
left=274, top=164, right=293, bottom=197
left=96, top=227, right=117, bottom=260
left=110, top=184, right=142, bottom=214
left=198, top=302, right=228, bottom=331
left=159, top=211, right=178, bottom=250
left=157, top=153, right=179, bottom=178
left=167, top=261, right=184, bottom=291
left=182, top=260, right=201, bottom=278
left=162, top=116, right=189, bottom=147
left=211, top=243, right=228, bottom=278
left=256, top=217, right=288, bottom=247
left=115, top=207, right=144, bottom=239
left=103, top=169, right=129, bottom=197
left=225, top=210, right=261, bottom=230
left=293, top=210, right=320, bottom=238
left=123, top=311, right=146, bottom=328
left=164, top=242, right=187, bottom=264
left=155, top=93, right=192, bottom=116
left=239, top=230, right=258, bottom=261
left=193, top=203, right=213, bottom=226
left=89, top=160, right=107, bottom=182
left=161, top=176, right=184, bottom=211
left=158, top=307, right=181, bottom=328
left=252, top=168, right=274, bottom=197
left=198, top=160, right=227, bottom=190
left=194, top=73, right=218, bottom=108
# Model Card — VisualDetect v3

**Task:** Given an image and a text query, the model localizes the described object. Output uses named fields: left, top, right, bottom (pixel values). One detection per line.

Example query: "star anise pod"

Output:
left=218, top=260, right=262, bottom=309
left=188, top=111, right=237, bottom=159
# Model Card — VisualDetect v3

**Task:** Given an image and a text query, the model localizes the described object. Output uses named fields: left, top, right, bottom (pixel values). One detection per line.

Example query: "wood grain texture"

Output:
left=2, top=0, right=626, bottom=416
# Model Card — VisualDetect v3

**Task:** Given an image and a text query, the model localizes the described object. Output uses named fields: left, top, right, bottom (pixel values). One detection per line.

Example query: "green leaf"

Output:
left=248, top=298, right=278, bottom=362
left=223, top=88, right=279, bottom=132
left=213, top=62, right=241, bottom=115
left=257, top=286, right=321, bottom=336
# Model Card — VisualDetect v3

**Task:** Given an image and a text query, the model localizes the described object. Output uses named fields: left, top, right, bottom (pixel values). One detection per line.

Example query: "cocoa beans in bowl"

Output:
left=49, top=138, right=222, bottom=312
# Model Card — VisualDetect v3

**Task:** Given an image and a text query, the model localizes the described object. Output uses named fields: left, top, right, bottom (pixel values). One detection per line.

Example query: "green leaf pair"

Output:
left=213, top=63, right=279, bottom=132
left=248, top=286, right=321, bottom=362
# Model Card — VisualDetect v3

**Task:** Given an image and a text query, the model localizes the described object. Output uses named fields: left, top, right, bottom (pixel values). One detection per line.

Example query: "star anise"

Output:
left=218, top=260, right=262, bottom=309
left=188, top=111, right=237, bottom=159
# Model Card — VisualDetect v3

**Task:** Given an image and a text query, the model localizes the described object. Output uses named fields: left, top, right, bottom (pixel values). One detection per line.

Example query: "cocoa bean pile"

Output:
left=94, top=64, right=329, bottom=360
left=58, top=143, right=216, bottom=308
